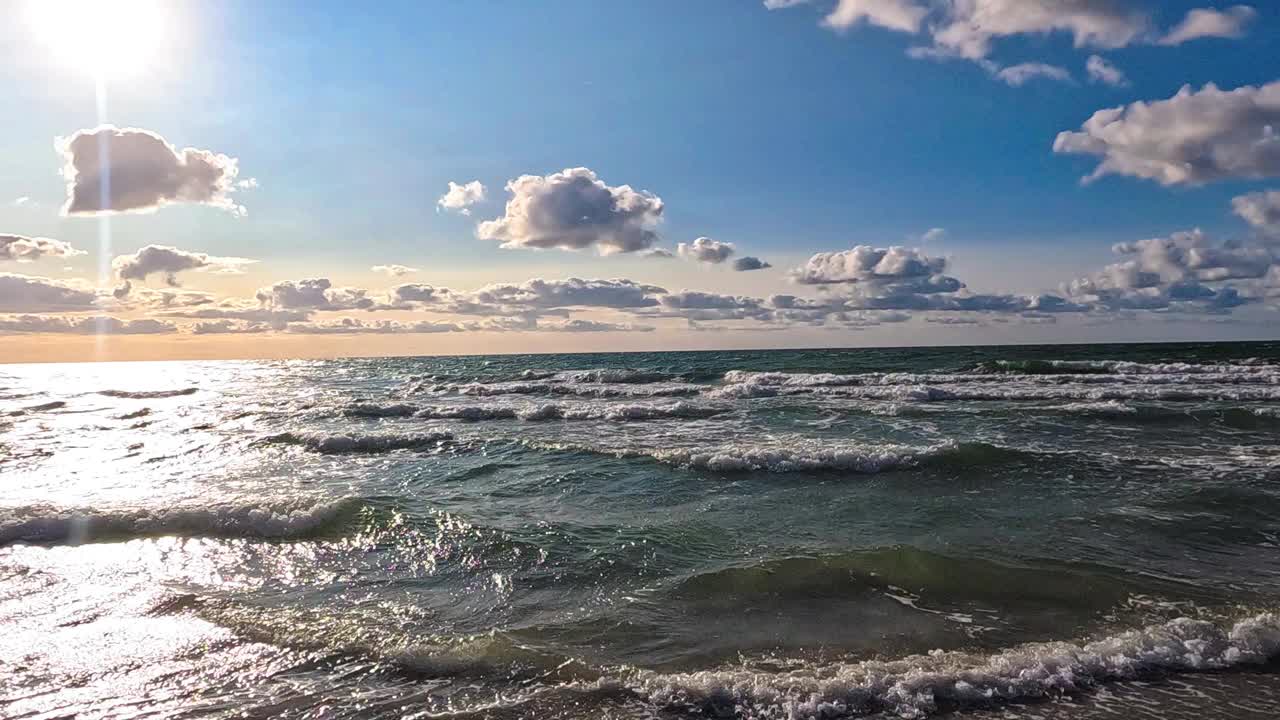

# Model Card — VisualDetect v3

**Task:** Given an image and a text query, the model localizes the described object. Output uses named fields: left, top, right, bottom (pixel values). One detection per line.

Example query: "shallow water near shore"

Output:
left=3, top=341, right=1280, bottom=719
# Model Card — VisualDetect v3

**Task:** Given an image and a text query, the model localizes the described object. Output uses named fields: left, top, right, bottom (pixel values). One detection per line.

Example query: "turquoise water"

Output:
left=3, top=342, right=1280, bottom=718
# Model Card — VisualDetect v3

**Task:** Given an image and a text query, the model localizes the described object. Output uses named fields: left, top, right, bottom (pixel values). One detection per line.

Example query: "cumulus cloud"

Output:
left=1160, top=5, right=1256, bottom=46
left=1054, top=80, right=1280, bottom=186
left=733, top=256, right=773, bottom=272
left=371, top=264, right=418, bottom=277
left=255, top=278, right=374, bottom=311
left=111, top=245, right=257, bottom=296
left=0, top=234, right=84, bottom=262
left=56, top=125, right=246, bottom=216
left=1064, top=228, right=1272, bottom=311
left=1085, top=55, right=1127, bottom=87
left=464, top=277, right=666, bottom=314
left=995, top=62, right=1072, bottom=86
left=791, top=245, right=947, bottom=284
left=0, top=315, right=175, bottom=335
left=437, top=180, right=486, bottom=215
left=163, top=307, right=313, bottom=330
left=0, top=273, right=99, bottom=312
left=190, top=320, right=271, bottom=335
left=677, top=237, right=736, bottom=264
left=928, top=0, right=1148, bottom=60
left=478, top=167, right=664, bottom=254
left=821, top=0, right=928, bottom=33
left=539, top=319, right=655, bottom=333
left=1232, top=190, right=1280, bottom=237
left=285, top=318, right=462, bottom=335
left=642, top=248, right=675, bottom=259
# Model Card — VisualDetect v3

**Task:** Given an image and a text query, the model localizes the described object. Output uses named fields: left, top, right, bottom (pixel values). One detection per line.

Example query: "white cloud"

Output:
left=995, top=62, right=1072, bottom=86
left=56, top=126, right=246, bottom=216
left=1064, top=228, right=1272, bottom=311
left=0, top=314, right=174, bottom=334
left=1054, top=80, right=1280, bottom=186
left=112, top=245, right=257, bottom=295
left=437, top=180, right=486, bottom=215
left=821, top=0, right=928, bottom=33
left=1085, top=54, right=1127, bottom=87
left=919, top=227, right=946, bottom=243
left=1160, top=5, right=1256, bottom=46
left=163, top=307, right=313, bottom=330
left=12, top=197, right=29, bottom=206
left=678, top=237, right=736, bottom=264
left=1233, top=190, right=1280, bottom=237
left=733, top=256, right=773, bottom=272
left=0, top=234, right=84, bottom=262
left=256, top=278, right=374, bottom=311
left=0, top=273, right=99, bottom=312
left=190, top=320, right=271, bottom=335
left=791, top=245, right=947, bottom=284
left=478, top=167, right=664, bottom=254
left=929, top=0, right=1148, bottom=61
left=371, top=264, right=418, bottom=277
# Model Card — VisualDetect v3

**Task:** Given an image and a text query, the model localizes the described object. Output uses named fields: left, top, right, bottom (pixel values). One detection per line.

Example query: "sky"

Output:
left=2, top=0, right=1280, bottom=362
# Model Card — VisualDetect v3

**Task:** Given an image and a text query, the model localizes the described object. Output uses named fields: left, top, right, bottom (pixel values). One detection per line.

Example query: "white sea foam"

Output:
left=713, top=381, right=1280, bottom=403
left=637, top=440, right=958, bottom=473
left=982, top=359, right=1280, bottom=375
left=264, top=430, right=453, bottom=453
left=626, top=613, right=1280, bottom=718
left=341, top=401, right=727, bottom=422
left=450, top=381, right=703, bottom=398
left=0, top=497, right=356, bottom=544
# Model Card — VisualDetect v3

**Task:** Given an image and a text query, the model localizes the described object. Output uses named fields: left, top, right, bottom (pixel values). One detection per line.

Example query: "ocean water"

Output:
left=3, top=342, right=1280, bottom=719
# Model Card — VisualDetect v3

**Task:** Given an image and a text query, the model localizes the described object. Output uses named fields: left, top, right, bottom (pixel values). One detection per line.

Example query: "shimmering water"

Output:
left=3, top=342, right=1280, bottom=719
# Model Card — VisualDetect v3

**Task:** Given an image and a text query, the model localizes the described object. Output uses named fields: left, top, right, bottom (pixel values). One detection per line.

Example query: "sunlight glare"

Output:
left=25, top=0, right=169, bottom=80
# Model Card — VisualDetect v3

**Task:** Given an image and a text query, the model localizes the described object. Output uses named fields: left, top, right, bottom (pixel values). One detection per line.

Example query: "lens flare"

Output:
left=25, top=0, right=169, bottom=80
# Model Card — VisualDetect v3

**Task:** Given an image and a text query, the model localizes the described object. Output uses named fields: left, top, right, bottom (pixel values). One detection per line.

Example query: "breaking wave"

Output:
left=263, top=430, right=454, bottom=454
left=0, top=497, right=359, bottom=545
left=550, top=440, right=1024, bottom=474
left=624, top=613, right=1280, bottom=719
left=412, top=380, right=703, bottom=398
left=342, top=401, right=728, bottom=422
left=970, top=359, right=1280, bottom=376
left=8, top=400, right=66, bottom=415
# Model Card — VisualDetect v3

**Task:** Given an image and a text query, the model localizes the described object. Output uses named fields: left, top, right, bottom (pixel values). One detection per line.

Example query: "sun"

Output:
left=25, top=0, right=169, bottom=80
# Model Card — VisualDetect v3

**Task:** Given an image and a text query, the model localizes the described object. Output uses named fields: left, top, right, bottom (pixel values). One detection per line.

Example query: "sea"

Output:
left=3, top=342, right=1280, bottom=719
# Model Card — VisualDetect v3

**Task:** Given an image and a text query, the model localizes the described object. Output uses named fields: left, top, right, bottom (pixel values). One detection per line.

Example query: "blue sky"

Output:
left=2, top=1, right=1279, bottom=360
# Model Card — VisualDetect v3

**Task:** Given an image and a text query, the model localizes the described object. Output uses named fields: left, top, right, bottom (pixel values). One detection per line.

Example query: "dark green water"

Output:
left=2, top=342, right=1279, bottom=718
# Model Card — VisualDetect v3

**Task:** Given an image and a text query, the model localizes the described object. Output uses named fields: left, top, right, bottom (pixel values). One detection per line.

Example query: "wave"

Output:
left=555, top=439, right=1019, bottom=474
left=404, top=378, right=704, bottom=398
left=0, top=497, right=358, bottom=545
left=970, top=359, right=1280, bottom=376
left=263, top=430, right=454, bottom=454
left=98, top=388, right=199, bottom=399
left=721, top=369, right=1280, bottom=390
left=713, top=381, right=1280, bottom=403
left=8, top=400, right=66, bottom=415
left=624, top=612, right=1280, bottom=718
left=668, top=546, right=1181, bottom=612
left=342, top=401, right=728, bottom=422
left=1056, top=401, right=1280, bottom=427
left=555, top=368, right=682, bottom=384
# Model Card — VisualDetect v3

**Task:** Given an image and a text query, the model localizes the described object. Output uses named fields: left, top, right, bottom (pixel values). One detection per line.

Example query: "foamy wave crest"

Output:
left=264, top=430, right=453, bottom=453
left=0, top=497, right=358, bottom=545
left=624, top=440, right=961, bottom=473
left=627, top=613, right=1280, bottom=718
left=974, top=359, right=1280, bottom=376
left=448, top=381, right=703, bottom=399
left=343, top=401, right=727, bottom=422
left=556, top=368, right=680, bottom=384
left=714, top=382, right=1280, bottom=403
left=98, top=388, right=199, bottom=399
